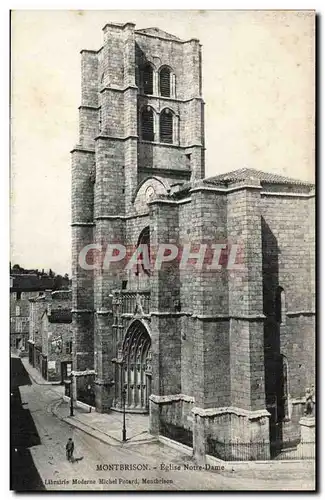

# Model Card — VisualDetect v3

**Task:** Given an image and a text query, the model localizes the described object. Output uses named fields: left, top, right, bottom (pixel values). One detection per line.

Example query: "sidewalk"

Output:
left=52, top=398, right=156, bottom=447
left=21, top=357, right=62, bottom=386
left=20, top=357, right=153, bottom=447
left=18, top=356, right=315, bottom=490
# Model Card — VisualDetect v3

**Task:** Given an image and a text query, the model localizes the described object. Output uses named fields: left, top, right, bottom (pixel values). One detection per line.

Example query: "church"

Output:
left=71, top=22, right=315, bottom=460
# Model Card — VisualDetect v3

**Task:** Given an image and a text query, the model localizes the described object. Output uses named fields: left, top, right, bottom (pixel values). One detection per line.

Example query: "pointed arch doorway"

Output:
left=115, top=320, right=152, bottom=413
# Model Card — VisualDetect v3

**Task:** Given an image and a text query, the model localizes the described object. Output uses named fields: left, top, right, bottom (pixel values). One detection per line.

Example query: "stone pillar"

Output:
left=227, top=180, right=266, bottom=412
left=71, top=50, right=97, bottom=404
left=148, top=199, right=181, bottom=399
left=149, top=397, right=160, bottom=436
left=193, top=412, right=206, bottom=465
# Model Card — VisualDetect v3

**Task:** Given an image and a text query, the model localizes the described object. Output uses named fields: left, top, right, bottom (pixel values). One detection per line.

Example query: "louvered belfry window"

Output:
left=159, top=67, right=171, bottom=97
left=141, top=107, right=154, bottom=142
left=142, top=64, right=153, bottom=95
left=160, top=109, right=173, bottom=143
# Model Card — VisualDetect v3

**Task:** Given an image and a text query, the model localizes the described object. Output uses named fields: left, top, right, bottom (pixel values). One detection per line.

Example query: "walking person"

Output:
left=66, top=438, right=74, bottom=462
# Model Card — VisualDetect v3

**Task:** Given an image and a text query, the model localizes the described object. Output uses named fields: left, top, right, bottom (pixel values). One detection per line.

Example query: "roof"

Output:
left=10, top=274, right=55, bottom=292
left=204, top=168, right=314, bottom=187
left=136, top=27, right=182, bottom=41
left=51, top=290, right=72, bottom=301
left=48, top=309, right=72, bottom=324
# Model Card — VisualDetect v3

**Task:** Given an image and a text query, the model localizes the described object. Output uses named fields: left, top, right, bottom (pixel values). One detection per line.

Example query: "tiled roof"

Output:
left=48, top=309, right=72, bottom=324
left=204, top=168, right=314, bottom=187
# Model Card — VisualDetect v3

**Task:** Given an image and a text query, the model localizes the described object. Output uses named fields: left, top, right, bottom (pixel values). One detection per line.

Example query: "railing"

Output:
left=160, top=422, right=193, bottom=449
left=119, top=290, right=150, bottom=315
left=206, top=438, right=315, bottom=461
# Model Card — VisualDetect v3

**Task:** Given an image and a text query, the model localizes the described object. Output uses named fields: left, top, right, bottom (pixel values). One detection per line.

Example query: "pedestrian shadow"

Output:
left=71, top=456, right=84, bottom=463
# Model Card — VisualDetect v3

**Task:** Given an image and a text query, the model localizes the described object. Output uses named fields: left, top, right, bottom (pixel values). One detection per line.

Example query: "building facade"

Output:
left=10, top=274, right=54, bottom=356
left=40, top=305, right=72, bottom=383
left=71, top=22, right=315, bottom=459
left=29, top=290, right=51, bottom=368
left=28, top=290, right=72, bottom=382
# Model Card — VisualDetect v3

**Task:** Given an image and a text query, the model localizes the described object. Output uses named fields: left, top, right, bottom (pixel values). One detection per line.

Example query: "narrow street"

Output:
left=10, top=356, right=315, bottom=492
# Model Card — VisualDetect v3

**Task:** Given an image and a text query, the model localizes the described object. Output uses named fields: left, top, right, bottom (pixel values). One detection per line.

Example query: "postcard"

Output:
left=10, top=9, right=315, bottom=492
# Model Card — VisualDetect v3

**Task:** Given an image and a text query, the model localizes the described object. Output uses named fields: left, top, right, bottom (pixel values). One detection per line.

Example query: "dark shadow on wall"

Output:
left=262, top=217, right=285, bottom=452
left=10, top=357, right=45, bottom=491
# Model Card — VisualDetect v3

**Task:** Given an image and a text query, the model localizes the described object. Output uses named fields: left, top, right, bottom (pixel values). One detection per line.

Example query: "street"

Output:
left=10, top=356, right=315, bottom=492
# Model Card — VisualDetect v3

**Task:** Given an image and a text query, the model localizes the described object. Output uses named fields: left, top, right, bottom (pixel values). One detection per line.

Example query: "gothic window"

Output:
left=142, top=64, right=153, bottom=95
left=136, top=226, right=151, bottom=277
left=140, top=107, right=154, bottom=142
left=118, top=320, right=151, bottom=411
left=275, top=287, right=286, bottom=324
left=159, top=67, right=171, bottom=97
left=160, top=109, right=173, bottom=143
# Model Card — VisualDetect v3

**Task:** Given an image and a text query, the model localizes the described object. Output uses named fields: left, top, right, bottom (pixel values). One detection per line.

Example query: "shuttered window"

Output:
left=159, top=67, right=171, bottom=97
left=142, top=64, right=153, bottom=95
left=160, top=109, right=173, bottom=143
left=141, top=107, right=154, bottom=142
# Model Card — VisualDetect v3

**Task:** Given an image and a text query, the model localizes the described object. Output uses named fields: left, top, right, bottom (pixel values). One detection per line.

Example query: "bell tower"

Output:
left=71, top=21, right=205, bottom=412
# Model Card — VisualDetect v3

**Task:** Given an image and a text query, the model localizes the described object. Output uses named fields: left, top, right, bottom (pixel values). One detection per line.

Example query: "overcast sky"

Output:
left=10, top=9, right=315, bottom=275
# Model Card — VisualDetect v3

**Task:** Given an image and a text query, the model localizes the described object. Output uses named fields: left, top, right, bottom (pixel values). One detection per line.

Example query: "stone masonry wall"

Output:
left=261, top=193, right=315, bottom=401
left=227, top=182, right=266, bottom=412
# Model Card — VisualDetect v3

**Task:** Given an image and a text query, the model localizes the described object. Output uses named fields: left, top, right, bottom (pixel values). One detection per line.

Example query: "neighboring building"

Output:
left=28, top=292, right=50, bottom=369
left=10, top=274, right=54, bottom=356
left=71, top=23, right=315, bottom=459
left=29, top=290, right=72, bottom=382
left=40, top=309, right=72, bottom=383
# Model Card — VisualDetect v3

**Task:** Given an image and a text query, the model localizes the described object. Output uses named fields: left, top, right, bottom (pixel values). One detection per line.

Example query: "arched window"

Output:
left=136, top=226, right=151, bottom=277
left=160, top=109, right=173, bottom=144
left=275, top=287, right=286, bottom=324
left=142, top=64, right=153, bottom=95
left=141, top=107, right=154, bottom=142
left=159, top=67, right=171, bottom=97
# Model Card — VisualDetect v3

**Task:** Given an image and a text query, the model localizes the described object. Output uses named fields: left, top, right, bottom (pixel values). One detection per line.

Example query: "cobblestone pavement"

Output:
left=15, top=357, right=315, bottom=491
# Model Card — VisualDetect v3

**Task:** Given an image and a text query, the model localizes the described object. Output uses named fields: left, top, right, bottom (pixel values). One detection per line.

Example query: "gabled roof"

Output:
left=48, top=309, right=72, bottom=324
left=136, top=27, right=181, bottom=41
left=204, top=167, right=314, bottom=187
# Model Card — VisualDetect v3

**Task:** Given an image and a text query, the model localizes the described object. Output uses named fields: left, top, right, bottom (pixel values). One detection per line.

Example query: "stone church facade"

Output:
left=71, top=22, right=315, bottom=459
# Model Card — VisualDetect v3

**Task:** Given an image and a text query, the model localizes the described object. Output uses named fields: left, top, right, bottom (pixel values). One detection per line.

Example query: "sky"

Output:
left=10, top=9, right=315, bottom=275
